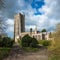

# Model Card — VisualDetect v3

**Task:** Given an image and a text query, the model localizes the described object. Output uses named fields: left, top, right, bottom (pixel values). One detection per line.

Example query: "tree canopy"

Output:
left=41, top=29, right=47, bottom=32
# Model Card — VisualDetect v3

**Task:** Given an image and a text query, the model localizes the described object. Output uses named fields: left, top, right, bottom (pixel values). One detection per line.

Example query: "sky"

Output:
left=0, top=0, right=60, bottom=38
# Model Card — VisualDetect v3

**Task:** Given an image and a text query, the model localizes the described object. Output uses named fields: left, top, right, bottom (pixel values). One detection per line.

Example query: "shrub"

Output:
left=30, top=37, right=38, bottom=47
left=21, top=34, right=38, bottom=47
left=43, top=40, right=51, bottom=46
left=0, top=38, right=3, bottom=47
left=2, top=37, right=14, bottom=47
left=21, top=34, right=32, bottom=47
left=39, top=40, right=51, bottom=46
left=0, top=37, right=14, bottom=47
left=0, top=48, right=11, bottom=60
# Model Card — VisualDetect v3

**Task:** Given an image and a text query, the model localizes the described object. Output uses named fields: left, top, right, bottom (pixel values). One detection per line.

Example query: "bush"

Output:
left=21, top=34, right=38, bottom=47
left=21, top=34, right=32, bottom=47
left=0, top=48, right=11, bottom=60
left=39, top=40, right=51, bottom=46
left=30, top=37, right=38, bottom=47
left=43, top=40, right=51, bottom=46
left=0, top=37, right=14, bottom=47
left=0, top=38, right=3, bottom=47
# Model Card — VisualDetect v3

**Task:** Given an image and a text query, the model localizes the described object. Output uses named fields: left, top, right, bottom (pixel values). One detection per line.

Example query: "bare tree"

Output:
left=0, top=17, right=7, bottom=37
left=0, top=0, right=5, bottom=8
left=0, top=0, right=6, bottom=37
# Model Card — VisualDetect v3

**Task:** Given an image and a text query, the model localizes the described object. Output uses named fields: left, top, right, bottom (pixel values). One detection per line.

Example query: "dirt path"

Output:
left=4, top=45, right=48, bottom=60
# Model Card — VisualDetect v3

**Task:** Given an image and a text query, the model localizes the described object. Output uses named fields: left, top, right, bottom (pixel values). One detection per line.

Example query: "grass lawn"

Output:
left=0, top=47, right=11, bottom=60
left=22, top=47, right=39, bottom=52
left=48, top=47, right=60, bottom=60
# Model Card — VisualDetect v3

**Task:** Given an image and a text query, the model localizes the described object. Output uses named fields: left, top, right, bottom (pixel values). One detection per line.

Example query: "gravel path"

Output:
left=4, top=45, right=48, bottom=60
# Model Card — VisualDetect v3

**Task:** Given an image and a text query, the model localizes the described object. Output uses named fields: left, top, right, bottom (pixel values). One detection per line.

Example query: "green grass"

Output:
left=49, top=47, right=60, bottom=60
left=18, top=40, right=22, bottom=47
left=22, top=47, right=39, bottom=52
left=0, top=47, right=11, bottom=60
left=38, top=40, right=51, bottom=46
left=38, top=40, right=45, bottom=45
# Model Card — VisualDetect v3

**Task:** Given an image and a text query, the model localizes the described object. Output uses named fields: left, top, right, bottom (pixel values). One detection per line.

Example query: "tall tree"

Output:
left=41, top=29, right=47, bottom=32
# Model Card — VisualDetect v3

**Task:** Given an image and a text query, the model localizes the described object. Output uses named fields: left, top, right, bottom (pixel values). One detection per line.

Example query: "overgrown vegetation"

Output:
left=21, top=34, right=38, bottom=48
left=0, top=37, right=14, bottom=60
left=0, top=48, right=11, bottom=60
left=22, top=47, right=39, bottom=52
left=48, top=23, right=60, bottom=60
left=49, top=47, right=60, bottom=60
left=39, top=40, right=51, bottom=47
left=0, top=37, right=14, bottom=47
left=19, top=34, right=52, bottom=52
left=19, top=34, right=39, bottom=52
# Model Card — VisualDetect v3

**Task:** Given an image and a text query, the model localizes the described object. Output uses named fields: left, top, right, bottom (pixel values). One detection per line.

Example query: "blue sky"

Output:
left=0, top=0, right=60, bottom=38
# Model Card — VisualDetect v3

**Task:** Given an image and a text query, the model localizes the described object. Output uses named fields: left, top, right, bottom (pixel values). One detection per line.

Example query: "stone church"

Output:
left=14, top=13, right=51, bottom=43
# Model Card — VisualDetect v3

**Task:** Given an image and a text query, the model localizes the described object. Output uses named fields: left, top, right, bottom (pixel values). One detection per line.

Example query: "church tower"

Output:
left=14, top=13, right=25, bottom=43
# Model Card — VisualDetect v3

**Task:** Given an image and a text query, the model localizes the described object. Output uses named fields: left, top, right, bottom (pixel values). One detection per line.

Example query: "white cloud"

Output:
left=4, top=0, right=60, bottom=37
left=6, top=19, right=14, bottom=32
left=24, top=0, right=60, bottom=31
left=7, top=0, right=60, bottom=32
left=6, top=19, right=14, bottom=25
